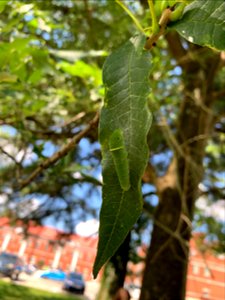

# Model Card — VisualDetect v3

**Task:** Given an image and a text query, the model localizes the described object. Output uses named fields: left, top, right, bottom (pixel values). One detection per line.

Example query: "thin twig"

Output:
left=212, top=89, right=225, bottom=100
left=150, top=237, right=172, bottom=263
left=149, top=217, right=189, bottom=264
left=19, top=113, right=99, bottom=190
left=0, top=146, right=20, bottom=166
left=62, top=112, right=86, bottom=127
left=147, top=0, right=159, bottom=34
left=181, top=134, right=211, bottom=147
left=158, top=116, right=203, bottom=174
left=115, top=0, right=145, bottom=33
left=143, top=203, right=189, bottom=250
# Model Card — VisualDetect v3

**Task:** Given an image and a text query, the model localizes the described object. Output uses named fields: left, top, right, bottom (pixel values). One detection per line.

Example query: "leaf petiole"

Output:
left=115, top=0, right=145, bottom=33
left=148, top=0, right=159, bottom=34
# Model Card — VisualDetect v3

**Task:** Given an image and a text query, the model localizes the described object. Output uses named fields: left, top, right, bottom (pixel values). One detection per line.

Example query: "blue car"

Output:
left=62, top=272, right=85, bottom=294
left=40, top=269, right=66, bottom=281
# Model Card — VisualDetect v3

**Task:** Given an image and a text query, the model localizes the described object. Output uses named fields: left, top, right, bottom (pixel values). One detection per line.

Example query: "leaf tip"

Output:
left=92, top=260, right=101, bottom=279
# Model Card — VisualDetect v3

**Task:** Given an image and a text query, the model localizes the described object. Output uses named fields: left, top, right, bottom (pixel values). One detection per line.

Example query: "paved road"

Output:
left=3, top=273, right=100, bottom=300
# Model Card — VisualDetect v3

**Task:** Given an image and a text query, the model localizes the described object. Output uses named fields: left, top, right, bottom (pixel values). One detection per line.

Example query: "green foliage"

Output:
left=0, top=0, right=111, bottom=228
left=58, top=60, right=102, bottom=86
left=170, top=0, right=225, bottom=50
left=93, top=0, right=225, bottom=277
left=0, top=280, right=80, bottom=300
left=0, top=0, right=224, bottom=290
left=0, top=1, right=9, bottom=13
left=93, top=35, right=152, bottom=277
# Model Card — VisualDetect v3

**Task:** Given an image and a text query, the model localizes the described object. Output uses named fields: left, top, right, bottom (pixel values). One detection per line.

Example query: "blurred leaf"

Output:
left=58, top=60, right=102, bottom=85
left=16, top=3, right=34, bottom=14
left=0, top=72, right=17, bottom=83
left=28, top=69, right=43, bottom=84
left=0, top=0, right=9, bottom=13
left=50, top=49, right=108, bottom=62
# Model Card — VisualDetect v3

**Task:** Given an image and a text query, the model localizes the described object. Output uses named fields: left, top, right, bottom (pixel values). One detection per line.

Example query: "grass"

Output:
left=0, top=280, right=83, bottom=300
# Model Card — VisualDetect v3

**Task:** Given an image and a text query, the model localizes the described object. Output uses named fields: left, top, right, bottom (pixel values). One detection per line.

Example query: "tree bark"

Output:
left=140, top=39, right=221, bottom=300
left=109, top=232, right=131, bottom=298
left=141, top=187, right=188, bottom=300
left=96, top=232, right=131, bottom=300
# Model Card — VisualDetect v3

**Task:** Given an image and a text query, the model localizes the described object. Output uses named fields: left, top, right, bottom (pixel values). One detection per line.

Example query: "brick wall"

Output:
left=0, top=218, right=98, bottom=281
left=0, top=217, right=224, bottom=298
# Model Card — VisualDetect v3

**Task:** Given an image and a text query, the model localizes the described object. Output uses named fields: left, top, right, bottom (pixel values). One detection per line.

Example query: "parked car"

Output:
left=40, top=269, right=66, bottom=281
left=0, top=252, right=24, bottom=280
left=24, top=264, right=37, bottom=275
left=62, top=272, right=85, bottom=294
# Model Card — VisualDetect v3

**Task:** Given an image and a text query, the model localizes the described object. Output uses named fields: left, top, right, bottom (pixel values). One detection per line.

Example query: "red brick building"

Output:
left=0, top=217, right=224, bottom=299
left=0, top=217, right=98, bottom=280
left=126, top=236, right=224, bottom=300
left=186, top=238, right=225, bottom=300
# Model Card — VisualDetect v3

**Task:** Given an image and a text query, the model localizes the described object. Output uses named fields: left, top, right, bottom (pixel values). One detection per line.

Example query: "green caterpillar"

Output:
left=109, top=129, right=130, bottom=191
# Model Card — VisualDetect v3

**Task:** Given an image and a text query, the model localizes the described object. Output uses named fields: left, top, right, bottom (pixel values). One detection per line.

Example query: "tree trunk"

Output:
left=140, top=36, right=221, bottom=300
left=140, top=187, right=188, bottom=300
left=97, top=232, right=131, bottom=300
left=109, top=232, right=131, bottom=298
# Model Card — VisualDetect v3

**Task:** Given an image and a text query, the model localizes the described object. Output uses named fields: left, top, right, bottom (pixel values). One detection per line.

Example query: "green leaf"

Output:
left=16, top=3, right=34, bottom=14
left=0, top=72, right=17, bottom=83
left=170, top=0, right=225, bottom=51
left=93, top=34, right=152, bottom=278
left=28, top=69, right=43, bottom=84
left=0, top=0, right=9, bottom=13
left=58, top=60, right=102, bottom=85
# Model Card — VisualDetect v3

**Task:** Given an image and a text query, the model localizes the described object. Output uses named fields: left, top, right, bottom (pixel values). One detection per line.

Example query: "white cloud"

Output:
left=198, top=183, right=208, bottom=192
left=72, top=172, right=82, bottom=179
left=0, top=194, right=7, bottom=205
left=196, top=197, right=225, bottom=222
left=75, top=219, right=99, bottom=237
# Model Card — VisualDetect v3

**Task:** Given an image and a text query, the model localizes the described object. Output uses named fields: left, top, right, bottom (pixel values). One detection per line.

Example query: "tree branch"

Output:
left=0, top=146, right=20, bottom=166
left=212, top=88, right=225, bottom=100
left=19, top=113, right=99, bottom=190
left=62, top=111, right=86, bottom=127
left=143, top=202, right=189, bottom=252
